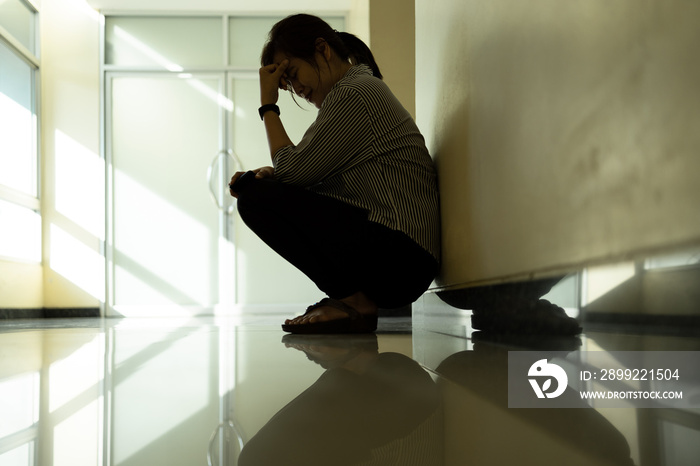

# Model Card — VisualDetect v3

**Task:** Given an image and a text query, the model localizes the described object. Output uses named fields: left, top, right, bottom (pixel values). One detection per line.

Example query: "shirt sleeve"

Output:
left=272, top=86, right=376, bottom=187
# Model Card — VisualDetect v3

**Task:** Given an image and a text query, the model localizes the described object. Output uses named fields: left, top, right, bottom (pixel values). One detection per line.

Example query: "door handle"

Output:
left=207, top=420, right=246, bottom=466
left=207, top=149, right=243, bottom=214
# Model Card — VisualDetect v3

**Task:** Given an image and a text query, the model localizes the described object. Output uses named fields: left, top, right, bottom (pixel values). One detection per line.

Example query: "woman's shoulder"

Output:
left=329, top=65, right=393, bottom=105
left=341, top=65, right=385, bottom=90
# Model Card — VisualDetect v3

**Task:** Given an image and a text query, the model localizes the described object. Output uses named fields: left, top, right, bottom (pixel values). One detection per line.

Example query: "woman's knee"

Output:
left=235, top=176, right=289, bottom=222
left=234, top=174, right=266, bottom=221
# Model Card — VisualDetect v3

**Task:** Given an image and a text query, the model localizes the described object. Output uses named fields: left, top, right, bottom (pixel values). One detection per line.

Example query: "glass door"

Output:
left=106, top=72, right=234, bottom=315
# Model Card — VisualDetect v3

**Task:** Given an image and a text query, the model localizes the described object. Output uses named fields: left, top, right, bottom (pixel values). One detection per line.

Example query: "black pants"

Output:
left=232, top=172, right=439, bottom=308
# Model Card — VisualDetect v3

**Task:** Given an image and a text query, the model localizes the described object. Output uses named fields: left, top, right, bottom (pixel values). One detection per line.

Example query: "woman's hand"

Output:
left=259, top=60, right=289, bottom=106
left=252, top=166, right=275, bottom=179
left=229, top=166, right=275, bottom=198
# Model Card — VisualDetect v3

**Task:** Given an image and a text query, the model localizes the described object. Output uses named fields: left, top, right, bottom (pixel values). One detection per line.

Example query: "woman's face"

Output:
left=274, top=49, right=334, bottom=109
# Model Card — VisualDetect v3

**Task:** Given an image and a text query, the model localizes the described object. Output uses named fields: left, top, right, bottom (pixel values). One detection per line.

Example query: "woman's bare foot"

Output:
left=285, top=292, right=378, bottom=326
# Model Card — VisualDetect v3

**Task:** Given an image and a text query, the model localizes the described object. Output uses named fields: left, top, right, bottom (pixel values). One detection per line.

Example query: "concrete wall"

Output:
left=369, top=0, right=415, bottom=117
left=415, top=0, right=700, bottom=290
left=0, top=261, right=43, bottom=308
left=41, top=0, right=104, bottom=309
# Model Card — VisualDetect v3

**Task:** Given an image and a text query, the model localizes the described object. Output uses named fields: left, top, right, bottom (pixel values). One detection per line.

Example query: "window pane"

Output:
left=228, top=16, right=282, bottom=68
left=229, top=16, right=345, bottom=68
left=0, top=442, right=33, bottom=466
left=0, top=0, right=37, bottom=54
left=0, top=41, right=36, bottom=196
left=0, top=200, right=41, bottom=262
left=105, top=16, right=224, bottom=69
left=111, top=75, right=222, bottom=307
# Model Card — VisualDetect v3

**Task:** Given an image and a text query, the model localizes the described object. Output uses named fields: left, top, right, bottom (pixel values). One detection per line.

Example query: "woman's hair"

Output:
left=261, top=14, right=383, bottom=80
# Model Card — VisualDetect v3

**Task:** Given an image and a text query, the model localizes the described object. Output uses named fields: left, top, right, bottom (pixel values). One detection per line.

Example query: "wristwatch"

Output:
left=258, top=104, right=280, bottom=120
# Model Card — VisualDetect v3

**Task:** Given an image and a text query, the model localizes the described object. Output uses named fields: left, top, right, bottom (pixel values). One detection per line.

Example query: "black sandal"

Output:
left=282, top=298, right=378, bottom=334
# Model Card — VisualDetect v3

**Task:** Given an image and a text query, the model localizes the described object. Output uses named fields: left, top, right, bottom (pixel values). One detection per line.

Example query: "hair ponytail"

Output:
left=262, top=14, right=383, bottom=80
left=337, top=31, right=383, bottom=79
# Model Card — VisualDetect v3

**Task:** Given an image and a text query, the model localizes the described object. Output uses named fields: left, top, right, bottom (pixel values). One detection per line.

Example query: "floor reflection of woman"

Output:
left=237, top=335, right=443, bottom=466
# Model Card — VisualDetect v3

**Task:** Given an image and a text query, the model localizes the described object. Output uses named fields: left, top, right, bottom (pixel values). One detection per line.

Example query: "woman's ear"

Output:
left=315, top=38, right=331, bottom=60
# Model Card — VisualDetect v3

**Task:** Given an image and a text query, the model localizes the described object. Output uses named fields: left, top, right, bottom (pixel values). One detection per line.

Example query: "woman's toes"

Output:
left=285, top=306, right=349, bottom=326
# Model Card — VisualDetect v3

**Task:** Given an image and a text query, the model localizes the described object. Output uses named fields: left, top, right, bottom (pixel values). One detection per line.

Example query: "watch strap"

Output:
left=258, top=104, right=280, bottom=120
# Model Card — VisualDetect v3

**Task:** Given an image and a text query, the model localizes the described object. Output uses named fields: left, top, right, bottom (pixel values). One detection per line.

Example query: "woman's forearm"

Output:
left=263, top=111, right=294, bottom=160
left=258, top=60, right=294, bottom=159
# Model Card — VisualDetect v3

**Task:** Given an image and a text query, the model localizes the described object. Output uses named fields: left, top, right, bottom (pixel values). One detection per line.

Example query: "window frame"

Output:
left=0, top=0, right=41, bottom=264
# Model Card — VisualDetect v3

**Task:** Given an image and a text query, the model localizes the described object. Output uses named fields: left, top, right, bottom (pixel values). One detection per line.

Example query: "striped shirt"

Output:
left=273, top=65, right=441, bottom=261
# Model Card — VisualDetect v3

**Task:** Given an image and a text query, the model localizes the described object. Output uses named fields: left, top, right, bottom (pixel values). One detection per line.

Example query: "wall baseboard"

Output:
left=0, top=308, right=100, bottom=319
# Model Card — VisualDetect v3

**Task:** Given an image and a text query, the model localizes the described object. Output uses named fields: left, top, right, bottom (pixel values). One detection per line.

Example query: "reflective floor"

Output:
left=1, top=296, right=699, bottom=466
